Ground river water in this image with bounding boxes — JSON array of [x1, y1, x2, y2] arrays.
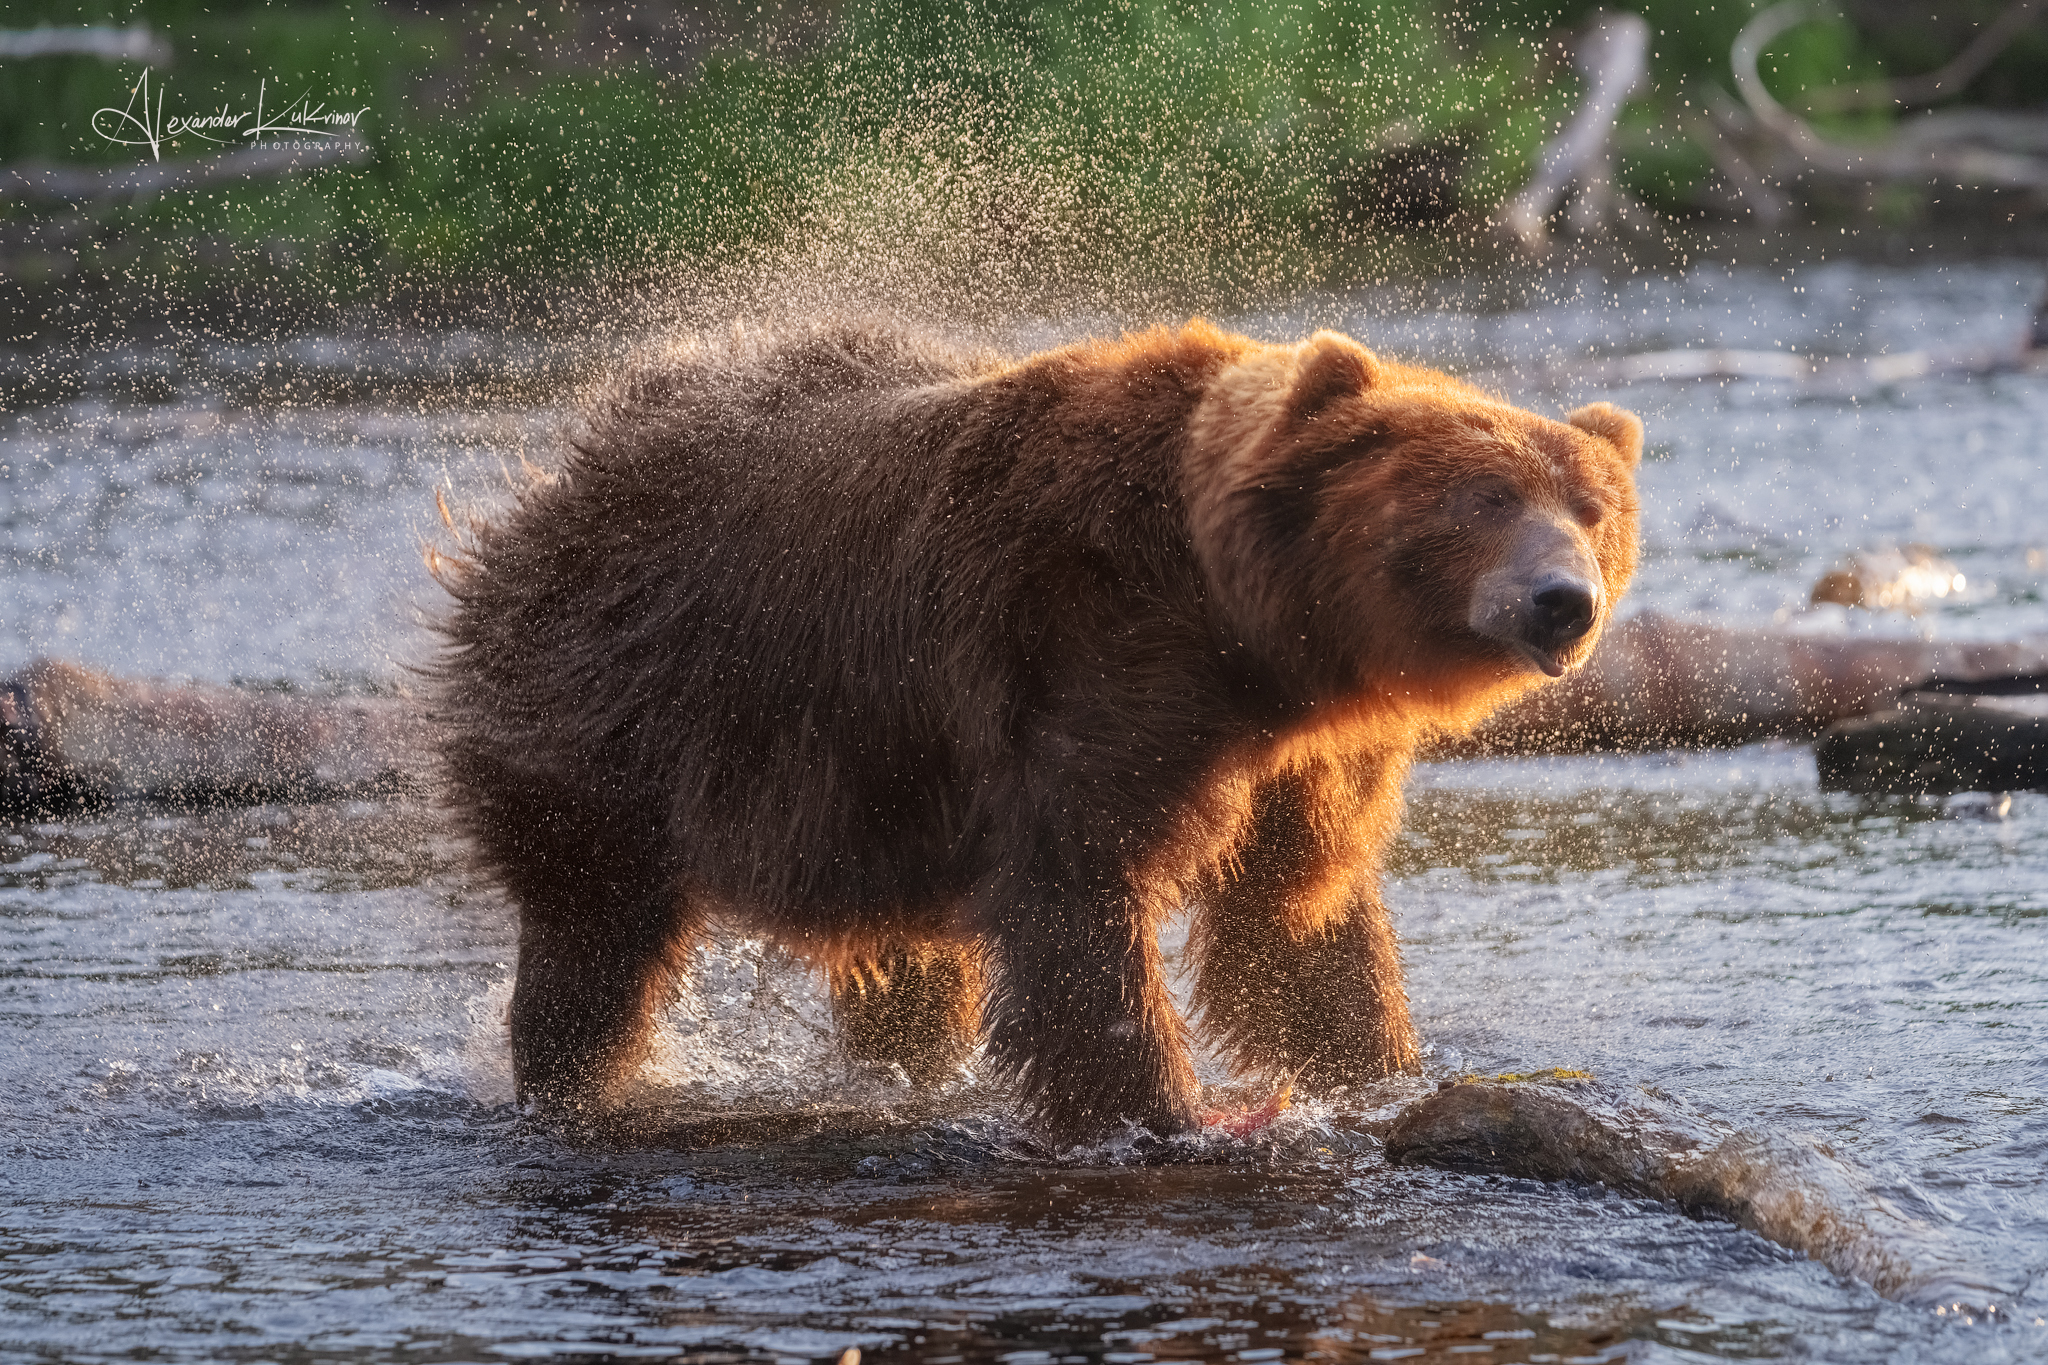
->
[[2, 261, 2044, 1363]]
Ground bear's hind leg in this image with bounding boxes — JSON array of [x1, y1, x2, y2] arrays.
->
[[830, 940, 983, 1085], [476, 790, 699, 1112], [509, 891, 699, 1112], [1191, 769, 1421, 1093], [1193, 893, 1420, 1091]]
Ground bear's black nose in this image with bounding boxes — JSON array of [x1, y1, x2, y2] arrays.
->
[[1528, 573, 1598, 650]]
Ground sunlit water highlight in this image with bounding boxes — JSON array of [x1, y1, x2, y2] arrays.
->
[[2, 263, 2045, 1362]]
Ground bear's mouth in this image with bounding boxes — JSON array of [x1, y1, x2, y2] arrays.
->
[[1512, 640, 1571, 678]]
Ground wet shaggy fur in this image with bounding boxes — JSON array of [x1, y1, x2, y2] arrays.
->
[[432, 319, 1642, 1145]]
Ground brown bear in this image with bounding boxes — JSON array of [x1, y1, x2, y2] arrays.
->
[[430, 319, 1641, 1146]]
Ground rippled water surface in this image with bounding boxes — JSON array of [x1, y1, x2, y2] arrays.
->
[[3, 264, 2045, 1363]]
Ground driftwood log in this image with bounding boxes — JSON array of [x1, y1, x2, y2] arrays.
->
[[1476, 324, 2047, 395], [5, 622, 2046, 813], [1455, 611, 2048, 754], [1732, 1, 2048, 192], [1801, 0, 2042, 114], [1817, 676, 2048, 795], [1694, 0, 2048, 219], [0, 659, 427, 813], [1500, 10, 1653, 251], [1472, 289, 2048, 395]]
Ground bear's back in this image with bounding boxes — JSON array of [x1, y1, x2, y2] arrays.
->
[[580, 322, 995, 475], [439, 324, 1021, 914]]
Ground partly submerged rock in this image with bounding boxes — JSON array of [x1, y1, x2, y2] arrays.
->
[[1384, 1077, 1693, 1192], [1384, 1078, 2005, 1306]]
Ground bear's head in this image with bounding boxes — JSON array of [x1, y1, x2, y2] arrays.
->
[[1186, 327, 1641, 727]]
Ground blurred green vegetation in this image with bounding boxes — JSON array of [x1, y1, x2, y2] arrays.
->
[[2, 0, 2043, 301]]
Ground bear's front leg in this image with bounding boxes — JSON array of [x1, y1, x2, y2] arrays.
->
[[974, 817, 1200, 1147], [1191, 764, 1422, 1093]]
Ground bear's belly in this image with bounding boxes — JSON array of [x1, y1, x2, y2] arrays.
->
[[673, 756, 975, 935]]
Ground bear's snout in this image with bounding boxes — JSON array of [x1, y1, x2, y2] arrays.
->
[[1466, 516, 1606, 678], [1528, 571, 1599, 655]]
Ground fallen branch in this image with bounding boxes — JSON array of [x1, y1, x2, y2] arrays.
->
[[0, 135, 369, 203], [1731, 0, 2048, 190], [1804, 0, 2041, 112], [1471, 319, 2046, 395], [0, 24, 171, 65], [1500, 9, 1652, 251]]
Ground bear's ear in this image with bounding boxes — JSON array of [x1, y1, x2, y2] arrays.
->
[[1567, 402, 1643, 468], [1288, 331, 1377, 426]]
